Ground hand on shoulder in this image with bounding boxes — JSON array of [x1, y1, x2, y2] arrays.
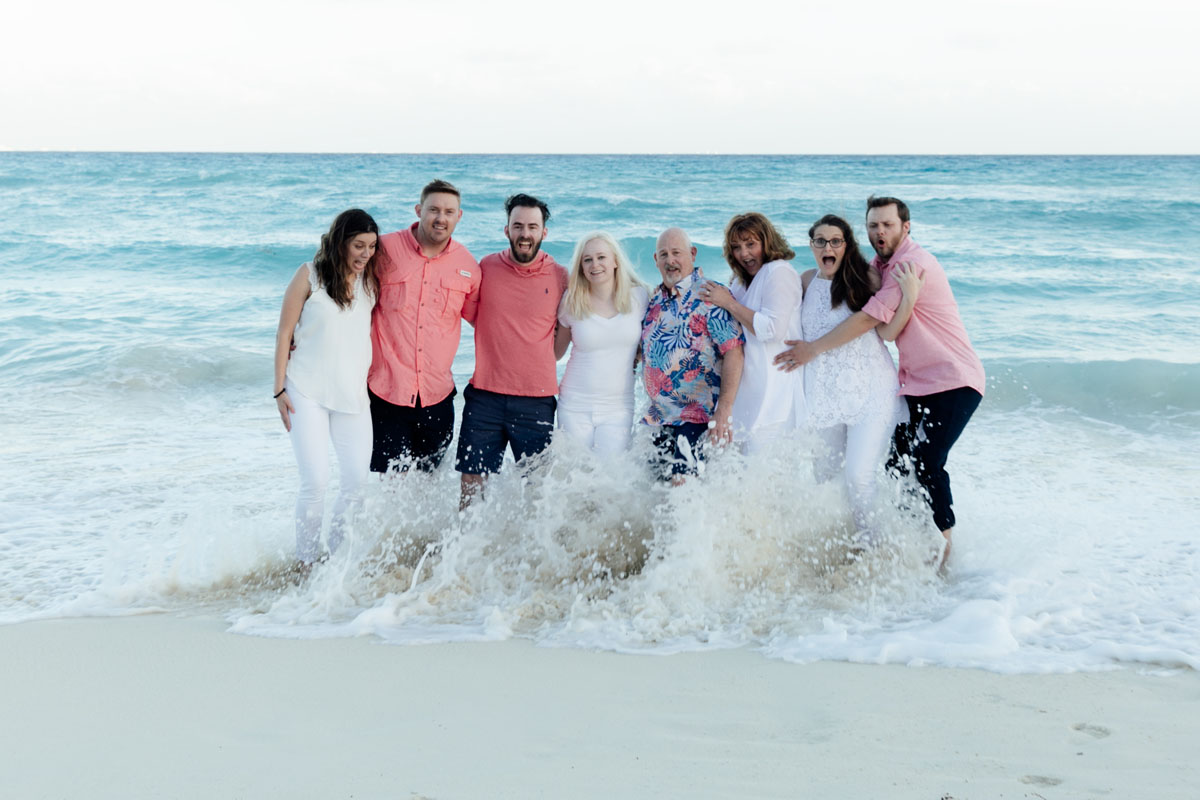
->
[[893, 261, 926, 302]]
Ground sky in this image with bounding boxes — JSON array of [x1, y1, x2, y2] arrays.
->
[[2, 0, 1196, 153]]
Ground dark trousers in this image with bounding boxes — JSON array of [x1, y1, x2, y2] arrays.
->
[[650, 422, 709, 480], [369, 388, 456, 474], [887, 386, 982, 532]]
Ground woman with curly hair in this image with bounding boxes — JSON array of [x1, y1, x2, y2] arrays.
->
[[798, 214, 920, 544], [699, 212, 804, 453], [553, 231, 649, 456], [273, 208, 380, 571]]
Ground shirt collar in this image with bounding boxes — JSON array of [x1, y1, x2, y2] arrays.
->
[[404, 222, 458, 259], [659, 268, 703, 299]]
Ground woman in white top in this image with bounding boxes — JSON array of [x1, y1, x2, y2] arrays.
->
[[799, 214, 921, 544], [273, 209, 379, 571], [700, 212, 805, 454], [553, 231, 650, 456]]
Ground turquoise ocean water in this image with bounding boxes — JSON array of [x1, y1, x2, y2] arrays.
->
[[1, 153, 1197, 672]]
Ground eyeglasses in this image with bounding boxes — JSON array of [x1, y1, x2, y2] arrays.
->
[[811, 237, 846, 249]]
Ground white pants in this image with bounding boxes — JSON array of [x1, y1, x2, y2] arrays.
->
[[813, 411, 895, 542], [287, 380, 372, 564], [557, 406, 633, 457]]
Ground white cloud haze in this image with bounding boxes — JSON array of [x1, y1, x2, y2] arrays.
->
[[2, 0, 1196, 153]]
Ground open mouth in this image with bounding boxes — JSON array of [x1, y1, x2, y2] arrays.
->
[[822, 256, 837, 267]]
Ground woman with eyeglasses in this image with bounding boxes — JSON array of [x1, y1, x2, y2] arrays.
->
[[698, 212, 804, 454], [798, 214, 921, 546]]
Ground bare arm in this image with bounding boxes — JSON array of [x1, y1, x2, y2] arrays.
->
[[773, 311, 877, 371], [710, 344, 744, 445], [876, 261, 924, 342], [554, 323, 571, 360], [273, 264, 311, 430]]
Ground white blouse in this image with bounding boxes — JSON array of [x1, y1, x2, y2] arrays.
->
[[557, 286, 650, 413], [729, 260, 806, 436], [286, 262, 375, 414]]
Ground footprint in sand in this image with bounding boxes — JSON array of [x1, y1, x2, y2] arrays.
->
[[1072, 722, 1112, 738], [1020, 775, 1063, 787]]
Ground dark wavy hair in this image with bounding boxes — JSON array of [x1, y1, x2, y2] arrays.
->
[[504, 192, 551, 224], [312, 209, 380, 310], [722, 212, 795, 287], [809, 214, 876, 312]]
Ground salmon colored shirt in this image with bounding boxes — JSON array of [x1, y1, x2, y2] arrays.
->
[[862, 236, 986, 398], [368, 223, 480, 406], [466, 249, 568, 397]]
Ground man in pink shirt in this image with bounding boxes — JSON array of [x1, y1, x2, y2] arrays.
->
[[776, 197, 984, 567], [456, 193, 567, 508], [368, 179, 480, 474]]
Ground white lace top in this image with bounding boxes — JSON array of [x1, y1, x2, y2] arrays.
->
[[801, 275, 907, 429]]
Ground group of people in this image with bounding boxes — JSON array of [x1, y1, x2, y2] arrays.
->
[[272, 180, 985, 575]]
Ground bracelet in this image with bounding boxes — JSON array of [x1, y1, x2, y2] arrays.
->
[[273, 388, 287, 399]]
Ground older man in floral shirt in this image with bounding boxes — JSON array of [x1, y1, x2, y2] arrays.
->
[[641, 227, 744, 481]]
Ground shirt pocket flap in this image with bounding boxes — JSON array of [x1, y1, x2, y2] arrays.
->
[[440, 273, 474, 294]]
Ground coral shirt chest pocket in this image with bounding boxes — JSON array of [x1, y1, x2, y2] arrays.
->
[[439, 273, 473, 314], [379, 278, 410, 312]]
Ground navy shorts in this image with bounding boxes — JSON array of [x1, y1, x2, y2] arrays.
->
[[650, 422, 709, 480], [455, 385, 556, 475]]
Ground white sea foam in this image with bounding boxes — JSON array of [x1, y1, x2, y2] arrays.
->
[[6, 386, 1194, 674]]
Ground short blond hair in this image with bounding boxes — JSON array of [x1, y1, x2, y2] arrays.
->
[[564, 231, 647, 319]]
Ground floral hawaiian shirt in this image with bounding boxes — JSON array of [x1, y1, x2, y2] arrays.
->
[[640, 270, 745, 426]]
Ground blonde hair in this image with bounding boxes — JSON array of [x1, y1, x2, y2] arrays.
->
[[565, 231, 647, 319]]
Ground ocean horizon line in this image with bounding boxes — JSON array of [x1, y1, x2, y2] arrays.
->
[[2, 149, 1197, 158]]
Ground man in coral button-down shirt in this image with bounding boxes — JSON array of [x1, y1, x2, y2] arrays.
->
[[368, 179, 480, 473]]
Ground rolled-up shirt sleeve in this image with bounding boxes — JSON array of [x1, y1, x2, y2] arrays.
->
[[750, 266, 802, 344], [862, 270, 902, 324]]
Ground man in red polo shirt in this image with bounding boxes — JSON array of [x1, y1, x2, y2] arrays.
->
[[456, 193, 567, 508], [368, 179, 480, 473]]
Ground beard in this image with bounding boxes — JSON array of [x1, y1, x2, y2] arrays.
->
[[871, 235, 899, 260], [508, 236, 543, 264]]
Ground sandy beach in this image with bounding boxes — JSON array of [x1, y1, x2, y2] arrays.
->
[[1, 615, 1196, 799]]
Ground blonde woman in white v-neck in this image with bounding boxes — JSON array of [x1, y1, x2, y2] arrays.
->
[[553, 232, 650, 456]]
